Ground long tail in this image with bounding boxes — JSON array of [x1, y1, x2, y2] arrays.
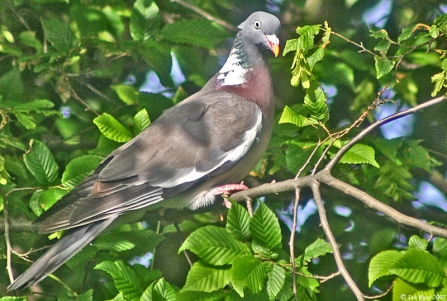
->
[[7, 216, 117, 291]]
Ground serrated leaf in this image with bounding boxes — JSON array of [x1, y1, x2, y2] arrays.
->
[[0, 297, 27, 301], [161, 19, 228, 49], [130, 0, 160, 41], [14, 112, 36, 129], [285, 141, 321, 174], [139, 40, 173, 88], [279, 106, 316, 127], [226, 201, 251, 241], [297, 238, 333, 266], [180, 226, 250, 265], [431, 72, 446, 97], [112, 84, 139, 105], [339, 143, 380, 168], [95, 260, 142, 300], [390, 249, 444, 287], [408, 235, 428, 250], [392, 278, 435, 301], [182, 261, 231, 293], [433, 237, 447, 268], [303, 83, 329, 122], [133, 109, 151, 133], [231, 255, 266, 297], [374, 40, 391, 54], [368, 250, 403, 287], [38, 187, 69, 211], [77, 289, 93, 301], [175, 290, 226, 301], [374, 56, 395, 79], [374, 137, 403, 162], [265, 263, 286, 299], [142, 278, 176, 301], [40, 18, 74, 52], [250, 202, 282, 257], [61, 155, 103, 189], [23, 140, 59, 186], [93, 113, 133, 143]]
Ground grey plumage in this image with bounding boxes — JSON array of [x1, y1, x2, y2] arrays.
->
[[8, 11, 281, 291]]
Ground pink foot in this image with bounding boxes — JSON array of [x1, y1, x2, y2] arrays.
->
[[210, 183, 249, 209], [210, 183, 248, 196]]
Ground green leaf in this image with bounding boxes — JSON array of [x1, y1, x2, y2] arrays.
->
[[368, 250, 403, 287], [265, 263, 286, 299], [182, 261, 231, 293], [250, 202, 282, 257], [226, 200, 251, 241], [231, 255, 267, 297], [112, 84, 140, 105], [392, 278, 435, 301], [161, 19, 229, 49], [374, 137, 403, 162], [431, 72, 446, 97], [303, 82, 329, 122], [279, 106, 316, 127], [130, 0, 160, 41], [38, 187, 69, 211], [77, 289, 93, 301], [142, 278, 177, 301], [138, 40, 173, 88], [40, 18, 74, 52], [390, 249, 444, 287], [18, 31, 42, 51], [175, 290, 226, 301], [14, 112, 36, 129], [339, 143, 380, 168], [285, 141, 321, 174], [23, 140, 59, 186], [374, 56, 395, 79], [374, 40, 391, 54], [61, 155, 103, 189], [93, 113, 133, 143], [179, 226, 250, 265], [0, 297, 27, 301], [297, 238, 333, 266], [408, 235, 428, 250], [95, 260, 142, 300], [433, 237, 447, 268], [133, 109, 151, 133]]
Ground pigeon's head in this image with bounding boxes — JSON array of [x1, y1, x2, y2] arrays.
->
[[238, 11, 281, 57]]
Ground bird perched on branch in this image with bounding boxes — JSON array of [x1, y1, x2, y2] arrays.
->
[[8, 11, 281, 290]]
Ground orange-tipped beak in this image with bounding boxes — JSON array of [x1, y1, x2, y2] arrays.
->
[[271, 44, 280, 57], [266, 34, 280, 57]]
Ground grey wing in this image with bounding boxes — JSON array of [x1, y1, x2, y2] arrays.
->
[[37, 90, 262, 233]]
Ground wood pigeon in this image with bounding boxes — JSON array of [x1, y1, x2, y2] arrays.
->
[[8, 11, 281, 291]]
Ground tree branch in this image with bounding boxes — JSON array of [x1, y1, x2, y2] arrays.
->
[[311, 181, 365, 301], [325, 96, 447, 171]]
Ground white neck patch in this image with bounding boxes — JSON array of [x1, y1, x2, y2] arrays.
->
[[217, 48, 251, 86]]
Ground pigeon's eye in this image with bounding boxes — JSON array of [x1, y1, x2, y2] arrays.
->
[[254, 20, 261, 29]]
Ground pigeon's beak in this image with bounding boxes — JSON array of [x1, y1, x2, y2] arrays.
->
[[265, 34, 280, 57]]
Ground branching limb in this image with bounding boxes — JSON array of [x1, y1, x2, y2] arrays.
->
[[325, 96, 447, 171], [311, 181, 365, 301]]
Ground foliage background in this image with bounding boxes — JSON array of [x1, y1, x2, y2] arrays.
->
[[1, 0, 447, 300]]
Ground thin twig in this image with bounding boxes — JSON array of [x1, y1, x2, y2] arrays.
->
[[289, 188, 301, 301], [4, 196, 14, 283], [325, 96, 447, 171], [310, 181, 365, 301], [170, 0, 236, 31], [174, 222, 193, 267]]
